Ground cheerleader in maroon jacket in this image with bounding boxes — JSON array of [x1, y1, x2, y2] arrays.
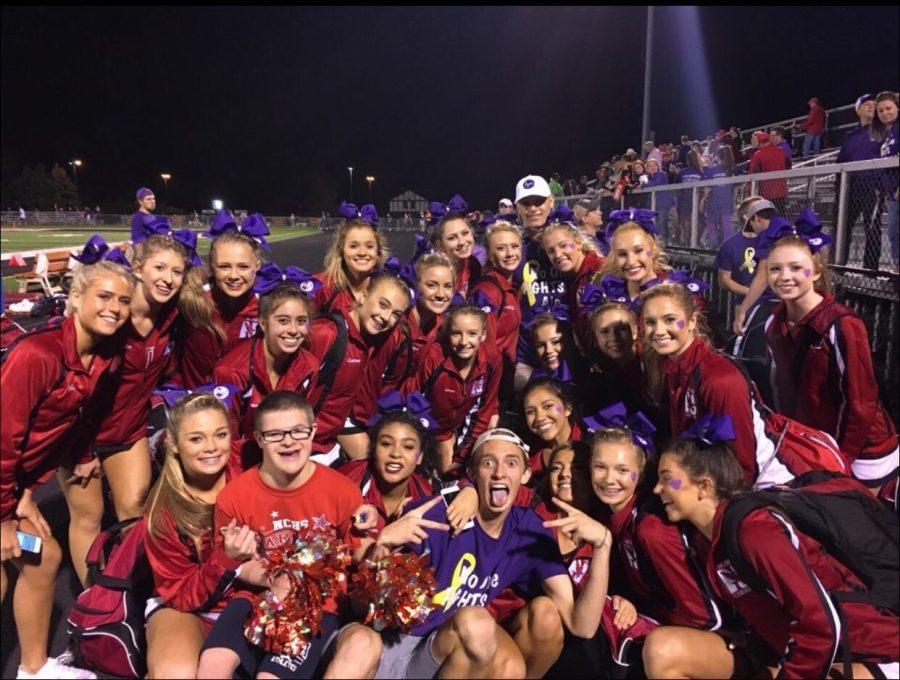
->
[[213, 264, 321, 439], [429, 195, 482, 298], [521, 377, 584, 482], [540, 207, 604, 346], [143, 393, 259, 679], [649, 416, 899, 679], [525, 307, 594, 405], [760, 211, 899, 489], [306, 273, 412, 466], [640, 282, 849, 488], [587, 404, 725, 634], [403, 304, 501, 474], [406, 250, 456, 357], [314, 202, 388, 314], [61, 227, 207, 589], [469, 220, 523, 399], [178, 211, 268, 387], [1, 258, 133, 679]]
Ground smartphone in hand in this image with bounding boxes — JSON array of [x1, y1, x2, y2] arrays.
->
[[16, 531, 43, 555]]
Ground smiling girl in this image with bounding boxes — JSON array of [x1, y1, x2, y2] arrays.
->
[[763, 233, 898, 488], [404, 305, 501, 474], [432, 212, 482, 298], [2, 259, 133, 679], [521, 378, 583, 481], [315, 204, 388, 314]]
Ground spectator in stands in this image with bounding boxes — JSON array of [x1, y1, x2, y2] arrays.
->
[[498, 198, 516, 216], [646, 158, 674, 240], [630, 160, 651, 209], [643, 140, 663, 167], [798, 97, 827, 157], [872, 90, 899, 268], [769, 126, 793, 160], [563, 178, 579, 196], [677, 135, 691, 164], [577, 175, 590, 194], [573, 197, 605, 252], [700, 146, 737, 246], [725, 126, 743, 161], [749, 131, 791, 215], [835, 93, 882, 267], [549, 172, 565, 198], [130, 187, 156, 242], [674, 150, 705, 244]]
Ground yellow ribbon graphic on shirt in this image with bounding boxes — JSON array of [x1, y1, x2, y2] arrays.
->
[[739, 247, 756, 274], [523, 261, 538, 306], [432, 553, 477, 611]]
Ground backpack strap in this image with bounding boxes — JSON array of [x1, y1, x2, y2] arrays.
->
[[790, 309, 855, 388], [719, 494, 777, 595], [312, 313, 349, 413], [86, 517, 143, 590], [421, 362, 445, 398]]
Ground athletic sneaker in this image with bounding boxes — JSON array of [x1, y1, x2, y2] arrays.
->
[[17, 655, 96, 679]]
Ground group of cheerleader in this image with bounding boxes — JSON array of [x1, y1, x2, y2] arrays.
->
[[1, 175, 897, 679]]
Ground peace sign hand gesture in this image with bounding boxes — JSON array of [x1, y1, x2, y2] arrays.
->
[[543, 497, 612, 551], [375, 496, 450, 550]]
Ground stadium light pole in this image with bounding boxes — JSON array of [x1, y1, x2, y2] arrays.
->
[[641, 6, 654, 145], [69, 159, 83, 188], [348, 166, 354, 202], [365, 175, 375, 202], [160, 173, 171, 206]]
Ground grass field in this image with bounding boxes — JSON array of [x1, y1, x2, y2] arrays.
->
[[1, 224, 318, 254]]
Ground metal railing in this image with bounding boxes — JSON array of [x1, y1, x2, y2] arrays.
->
[[737, 103, 858, 146]]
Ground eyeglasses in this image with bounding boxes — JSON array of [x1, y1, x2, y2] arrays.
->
[[518, 196, 548, 208], [259, 425, 315, 443]]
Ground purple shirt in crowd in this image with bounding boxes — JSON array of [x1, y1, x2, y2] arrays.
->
[[776, 140, 793, 159], [703, 164, 735, 214], [130, 211, 153, 241], [676, 167, 705, 213], [406, 499, 567, 636], [713, 231, 775, 301]]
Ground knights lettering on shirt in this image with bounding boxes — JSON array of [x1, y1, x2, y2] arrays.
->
[[0, 317, 122, 520], [91, 303, 180, 451], [178, 288, 259, 388], [661, 339, 849, 488], [213, 336, 320, 439], [515, 234, 568, 364], [703, 495, 899, 678], [607, 494, 722, 629], [403, 340, 501, 465], [765, 296, 898, 485]]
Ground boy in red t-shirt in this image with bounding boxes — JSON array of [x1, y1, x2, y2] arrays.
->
[[196, 391, 373, 679]]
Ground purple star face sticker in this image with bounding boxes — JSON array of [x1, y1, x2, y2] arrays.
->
[[312, 514, 330, 530]]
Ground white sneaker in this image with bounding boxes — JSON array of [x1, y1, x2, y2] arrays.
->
[[17, 655, 96, 679]]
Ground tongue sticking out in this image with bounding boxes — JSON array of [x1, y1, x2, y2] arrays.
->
[[490, 488, 509, 507]]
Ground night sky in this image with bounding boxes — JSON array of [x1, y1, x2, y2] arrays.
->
[[2, 6, 897, 213]]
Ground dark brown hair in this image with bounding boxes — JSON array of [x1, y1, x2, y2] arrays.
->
[[663, 438, 747, 500]]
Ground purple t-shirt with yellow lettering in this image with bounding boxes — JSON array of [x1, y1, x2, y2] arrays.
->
[[407, 499, 567, 636]]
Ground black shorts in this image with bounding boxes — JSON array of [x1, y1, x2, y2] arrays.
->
[[201, 598, 340, 679]]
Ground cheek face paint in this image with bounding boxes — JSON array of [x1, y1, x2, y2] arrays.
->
[[668, 478, 682, 490], [555, 405, 564, 414], [803, 268, 812, 278], [676, 320, 686, 330], [630, 472, 638, 482]]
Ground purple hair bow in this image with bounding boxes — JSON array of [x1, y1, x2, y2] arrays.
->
[[479, 213, 498, 230], [680, 413, 736, 446], [73, 235, 131, 268], [584, 402, 657, 453], [154, 382, 241, 409], [368, 390, 438, 430], [203, 210, 271, 250], [598, 275, 630, 304], [470, 289, 499, 314], [447, 194, 468, 215], [605, 208, 659, 241], [141, 217, 201, 266], [339, 201, 379, 228], [532, 360, 574, 384], [525, 300, 571, 327], [755, 208, 834, 260], [253, 262, 322, 296], [547, 205, 576, 225], [667, 270, 710, 296], [579, 283, 606, 311], [384, 256, 418, 289]]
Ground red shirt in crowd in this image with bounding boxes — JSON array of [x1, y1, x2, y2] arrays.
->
[[178, 288, 259, 388], [213, 336, 320, 439], [454, 255, 482, 300], [312, 277, 357, 316], [213, 464, 363, 610], [749, 144, 791, 200], [351, 321, 415, 427], [567, 250, 605, 346], [0, 317, 122, 520], [704, 492, 899, 678], [803, 105, 826, 135], [469, 268, 522, 388], [608, 494, 722, 629], [92, 304, 180, 450], [765, 296, 898, 482], [403, 340, 501, 465], [406, 307, 443, 360]]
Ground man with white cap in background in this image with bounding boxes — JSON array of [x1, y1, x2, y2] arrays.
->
[[497, 197, 516, 217]]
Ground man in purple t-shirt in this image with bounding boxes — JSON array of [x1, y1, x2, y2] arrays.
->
[[369, 428, 613, 679], [130, 187, 156, 242]]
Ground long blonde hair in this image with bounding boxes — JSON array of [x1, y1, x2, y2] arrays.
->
[[597, 222, 671, 280], [145, 393, 230, 553], [322, 219, 389, 290], [541, 222, 597, 255]]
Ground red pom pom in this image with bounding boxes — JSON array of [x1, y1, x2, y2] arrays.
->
[[349, 552, 438, 632]]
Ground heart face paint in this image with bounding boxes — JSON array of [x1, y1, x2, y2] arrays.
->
[[803, 268, 812, 278], [630, 471, 638, 482], [668, 478, 682, 490], [676, 320, 686, 330]]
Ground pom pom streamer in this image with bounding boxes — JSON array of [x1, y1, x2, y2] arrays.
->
[[349, 552, 438, 632]]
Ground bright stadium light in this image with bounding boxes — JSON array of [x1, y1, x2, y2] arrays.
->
[[69, 159, 83, 187], [212, 199, 224, 211], [348, 166, 354, 202], [365, 175, 375, 201]]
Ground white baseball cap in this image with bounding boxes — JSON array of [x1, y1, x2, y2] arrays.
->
[[472, 427, 530, 462], [515, 175, 552, 204], [498, 198, 513, 208]]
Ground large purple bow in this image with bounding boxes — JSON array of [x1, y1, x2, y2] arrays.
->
[[409, 233, 430, 266], [339, 201, 379, 228], [667, 270, 710, 296], [755, 208, 834, 260], [368, 390, 438, 430], [203, 210, 271, 250], [141, 217, 201, 266], [479, 213, 498, 230], [72, 235, 131, 268], [154, 382, 241, 409], [605, 208, 659, 242], [447, 194, 468, 215], [532, 360, 573, 384], [598, 275, 630, 304], [524, 300, 571, 327], [579, 283, 606, 311], [253, 262, 322, 296], [470, 289, 499, 314], [583, 402, 657, 453], [547, 205, 575, 225], [680, 413, 736, 446], [427, 202, 448, 226], [384, 256, 417, 289]]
